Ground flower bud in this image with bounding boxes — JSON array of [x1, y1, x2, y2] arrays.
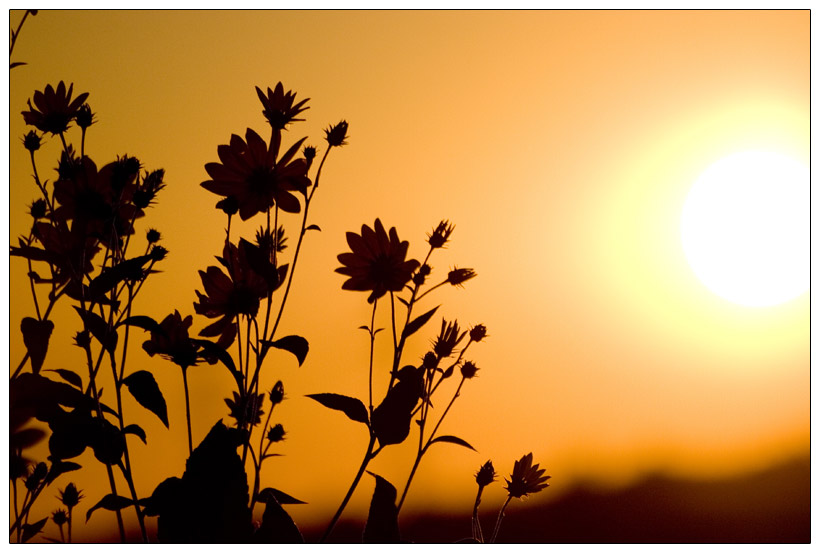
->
[[447, 267, 476, 287], [324, 120, 349, 147], [149, 245, 168, 262], [29, 199, 47, 219], [422, 352, 438, 369], [22, 130, 41, 152], [475, 460, 497, 487], [303, 145, 316, 170], [216, 195, 239, 216], [59, 483, 83, 508], [469, 324, 487, 343], [52, 509, 68, 526], [75, 103, 95, 129], [460, 360, 479, 379], [267, 423, 286, 443], [74, 331, 91, 349], [269, 380, 285, 405], [427, 220, 454, 248], [146, 228, 161, 244], [25, 462, 47, 491]]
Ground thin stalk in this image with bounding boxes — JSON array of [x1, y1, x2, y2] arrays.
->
[[472, 486, 485, 543], [368, 299, 377, 415], [490, 496, 512, 544], [67, 507, 73, 544], [182, 366, 193, 455], [12, 480, 20, 542], [320, 434, 376, 543], [9, 10, 31, 57]]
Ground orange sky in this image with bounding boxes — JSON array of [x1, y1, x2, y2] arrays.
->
[[8, 10, 809, 541]]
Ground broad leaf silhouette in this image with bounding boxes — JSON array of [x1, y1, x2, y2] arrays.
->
[[429, 434, 476, 451], [402, 305, 439, 340], [74, 307, 118, 354], [265, 335, 309, 366], [44, 368, 82, 389], [253, 492, 304, 543], [371, 365, 424, 446], [21, 517, 48, 543], [86, 494, 136, 522], [20, 317, 54, 373], [122, 370, 169, 427], [306, 393, 369, 425], [363, 472, 400, 543], [143, 420, 253, 543]]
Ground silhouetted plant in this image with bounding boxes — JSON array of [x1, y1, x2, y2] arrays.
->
[[488, 452, 551, 543]]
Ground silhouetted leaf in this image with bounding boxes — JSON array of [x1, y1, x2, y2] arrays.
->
[[253, 491, 304, 543], [429, 434, 476, 451], [11, 372, 95, 425], [45, 369, 82, 389], [123, 371, 168, 428], [10, 242, 60, 265], [21, 517, 48, 543], [45, 460, 81, 484], [10, 61, 27, 69], [306, 393, 369, 425], [117, 315, 163, 335], [402, 305, 439, 340], [87, 254, 152, 299], [20, 317, 54, 373], [397, 296, 409, 307], [257, 487, 307, 505], [371, 366, 424, 446], [123, 424, 147, 444], [10, 428, 46, 449], [73, 307, 117, 354], [363, 472, 400, 543], [265, 335, 308, 366], [306, 224, 321, 232], [192, 339, 242, 389], [86, 494, 135, 522], [88, 417, 125, 465]]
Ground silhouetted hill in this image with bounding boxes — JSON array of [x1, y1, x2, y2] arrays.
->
[[311, 455, 810, 543]]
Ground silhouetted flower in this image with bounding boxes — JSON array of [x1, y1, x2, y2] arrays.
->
[[194, 240, 268, 347], [142, 311, 199, 369], [146, 228, 161, 243], [149, 245, 168, 262], [256, 82, 309, 130], [475, 460, 497, 487], [448, 267, 476, 287], [267, 423, 286, 443], [269, 380, 285, 405], [336, 219, 420, 303], [216, 195, 239, 216], [52, 509, 68, 527], [75, 103, 95, 129], [303, 145, 316, 170], [469, 324, 488, 343], [422, 352, 438, 369], [325, 120, 349, 147], [22, 81, 89, 135], [22, 130, 41, 152], [256, 225, 287, 254], [73, 330, 91, 349], [29, 199, 47, 219], [428, 220, 454, 248], [460, 361, 479, 379], [59, 483, 83, 508], [225, 391, 264, 427], [201, 128, 309, 220], [133, 169, 165, 209], [433, 319, 466, 358], [504, 453, 550, 499]]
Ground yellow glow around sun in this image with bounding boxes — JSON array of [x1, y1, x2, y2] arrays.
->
[[680, 150, 809, 307]]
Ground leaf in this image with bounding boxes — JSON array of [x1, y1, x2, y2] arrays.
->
[[371, 365, 424, 446], [257, 487, 306, 505], [87, 254, 152, 299], [265, 335, 308, 366], [363, 472, 400, 543], [20, 317, 54, 373], [73, 307, 117, 354], [122, 371, 168, 427], [117, 315, 163, 334], [10, 61, 27, 69], [192, 339, 242, 389], [123, 423, 147, 444], [253, 491, 304, 543], [45, 369, 82, 389], [397, 296, 409, 307], [45, 460, 82, 484], [86, 494, 135, 522], [21, 517, 48, 543], [429, 435, 476, 451], [402, 305, 439, 340], [306, 393, 369, 425], [305, 224, 321, 232]]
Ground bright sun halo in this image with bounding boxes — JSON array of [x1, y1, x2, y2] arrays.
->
[[680, 150, 809, 307]]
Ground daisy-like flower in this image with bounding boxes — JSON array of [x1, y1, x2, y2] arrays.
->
[[201, 128, 310, 220], [22, 81, 89, 135], [142, 311, 199, 369], [256, 82, 309, 130], [225, 391, 265, 427], [504, 453, 550, 499], [335, 218, 420, 303], [194, 240, 268, 348]]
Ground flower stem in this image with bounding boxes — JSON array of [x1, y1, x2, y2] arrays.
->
[[472, 485, 485, 542], [368, 299, 378, 415], [490, 495, 512, 544], [320, 434, 376, 543], [182, 366, 193, 456]]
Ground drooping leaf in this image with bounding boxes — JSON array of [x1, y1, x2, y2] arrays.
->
[[257, 487, 307, 505], [305, 224, 321, 232], [86, 494, 135, 522], [73, 307, 117, 354], [253, 491, 304, 543], [306, 393, 369, 425], [45, 460, 82, 484], [363, 472, 400, 543], [123, 423, 147, 444], [45, 369, 82, 389], [402, 305, 439, 340], [396, 296, 409, 307], [371, 365, 424, 446], [122, 371, 168, 427], [117, 315, 164, 335], [21, 517, 48, 543], [10, 61, 27, 69], [10, 243, 60, 265], [20, 317, 54, 373], [429, 435, 476, 451], [265, 335, 309, 366]]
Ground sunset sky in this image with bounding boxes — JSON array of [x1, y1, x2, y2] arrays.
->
[[8, 10, 809, 541]]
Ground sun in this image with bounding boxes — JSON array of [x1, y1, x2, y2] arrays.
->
[[680, 150, 809, 307]]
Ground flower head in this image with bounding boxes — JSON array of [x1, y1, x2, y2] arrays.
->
[[146, 228, 161, 244], [52, 509, 68, 526], [269, 380, 285, 405], [256, 82, 309, 130], [59, 483, 83, 508], [22, 130, 41, 152], [29, 199, 47, 220], [460, 360, 479, 379], [428, 220, 455, 248], [22, 81, 89, 135], [325, 120, 349, 147], [475, 460, 497, 487], [433, 319, 466, 358], [75, 103, 95, 130], [225, 391, 265, 427], [201, 128, 309, 220], [303, 145, 317, 170], [267, 423, 286, 443], [336, 218, 420, 303], [142, 311, 199, 369], [448, 267, 477, 287], [469, 324, 488, 343], [504, 453, 550, 499]]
